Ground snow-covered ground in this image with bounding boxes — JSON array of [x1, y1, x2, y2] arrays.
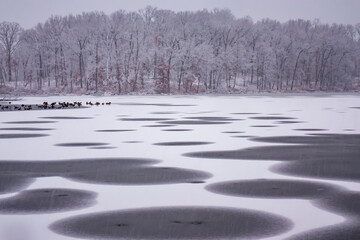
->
[[0, 94, 359, 240]]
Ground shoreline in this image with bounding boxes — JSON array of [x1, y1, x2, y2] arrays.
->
[[2, 90, 360, 100]]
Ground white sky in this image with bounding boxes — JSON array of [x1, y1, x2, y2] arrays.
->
[[1, 0, 359, 29]]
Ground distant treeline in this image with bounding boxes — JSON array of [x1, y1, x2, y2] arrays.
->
[[0, 7, 359, 95]]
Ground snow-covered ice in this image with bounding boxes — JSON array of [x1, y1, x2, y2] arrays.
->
[[0, 94, 359, 240]]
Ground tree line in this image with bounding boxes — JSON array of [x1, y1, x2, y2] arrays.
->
[[1, 7, 359, 95]]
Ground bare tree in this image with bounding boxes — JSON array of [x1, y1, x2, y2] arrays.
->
[[0, 22, 21, 82]]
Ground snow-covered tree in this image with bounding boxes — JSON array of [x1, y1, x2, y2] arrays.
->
[[1, 7, 359, 94]]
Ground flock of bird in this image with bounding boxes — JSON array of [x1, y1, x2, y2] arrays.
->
[[0, 101, 111, 111], [85, 101, 111, 106]]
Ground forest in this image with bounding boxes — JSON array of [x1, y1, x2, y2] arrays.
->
[[0, 7, 359, 95]]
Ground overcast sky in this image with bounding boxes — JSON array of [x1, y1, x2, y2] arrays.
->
[[1, 0, 359, 29]]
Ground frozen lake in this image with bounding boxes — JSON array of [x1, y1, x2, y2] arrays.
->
[[0, 94, 360, 240]]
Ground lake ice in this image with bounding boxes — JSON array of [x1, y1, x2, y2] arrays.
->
[[0, 94, 359, 240]]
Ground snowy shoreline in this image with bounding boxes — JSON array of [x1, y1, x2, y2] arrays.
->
[[2, 90, 360, 100]]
